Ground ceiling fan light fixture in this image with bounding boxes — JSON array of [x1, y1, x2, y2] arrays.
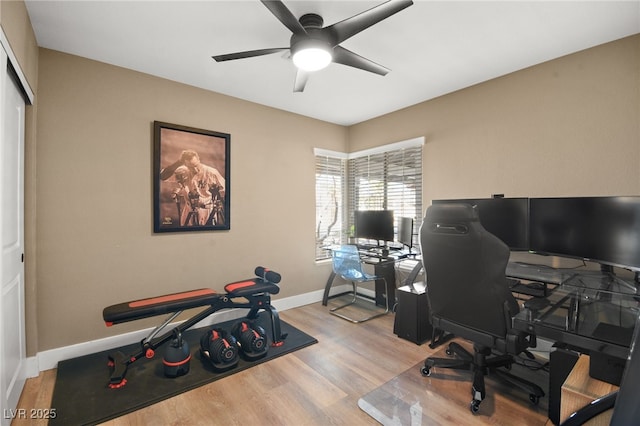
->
[[213, 0, 414, 91], [293, 48, 332, 71], [291, 39, 333, 72]]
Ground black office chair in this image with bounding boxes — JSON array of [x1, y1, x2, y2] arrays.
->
[[419, 203, 544, 414]]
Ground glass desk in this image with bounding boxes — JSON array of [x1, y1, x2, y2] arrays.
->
[[513, 272, 640, 360]]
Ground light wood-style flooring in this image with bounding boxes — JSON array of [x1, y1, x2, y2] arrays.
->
[[13, 300, 549, 425]]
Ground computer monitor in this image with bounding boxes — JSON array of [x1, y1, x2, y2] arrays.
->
[[433, 198, 529, 250], [354, 210, 394, 245], [529, 196, 640, 271], [398, 217, 414, 250]]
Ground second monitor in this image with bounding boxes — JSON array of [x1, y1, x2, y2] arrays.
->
[[397, 217, 414, 251]]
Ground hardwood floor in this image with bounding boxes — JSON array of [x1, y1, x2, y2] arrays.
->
[[13, 300, 548, 425]]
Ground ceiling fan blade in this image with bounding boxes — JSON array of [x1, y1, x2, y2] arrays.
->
[[293, 69, 309, 92], [212, 48, 288, 62], [323, 0, 413, 45], [332, 46, 389, 76], [261, 0, 307, 35]]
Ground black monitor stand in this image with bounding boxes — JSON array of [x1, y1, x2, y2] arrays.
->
[[367, 240, 389, 258]]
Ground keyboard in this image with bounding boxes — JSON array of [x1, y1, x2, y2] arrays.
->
[[506, 262, 570, 284]]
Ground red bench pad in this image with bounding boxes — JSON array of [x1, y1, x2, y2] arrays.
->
[[224, 278, 280, 298], [103, 288, 220, 326]]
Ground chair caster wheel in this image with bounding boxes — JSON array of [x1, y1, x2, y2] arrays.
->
[[529, 394, 540, 405], [470, 400, 481, 414], [420, 366, 431, 377]]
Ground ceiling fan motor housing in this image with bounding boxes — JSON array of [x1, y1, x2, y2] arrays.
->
[[299, 13, 324, 29], [290, 13, 334, 56]]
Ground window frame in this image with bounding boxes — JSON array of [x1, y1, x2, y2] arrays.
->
[[314, 138, 424, 260], [347, 138, 424, 250]]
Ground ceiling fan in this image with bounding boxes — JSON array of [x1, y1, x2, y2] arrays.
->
[[212, 0, 414, 92]]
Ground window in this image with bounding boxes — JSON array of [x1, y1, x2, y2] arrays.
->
[[315, 151, 346, 260], [314, 138, 423, 260], [348, 141, 423, 249]]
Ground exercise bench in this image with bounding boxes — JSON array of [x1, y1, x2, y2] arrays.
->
[[102, 266, 286, 388]]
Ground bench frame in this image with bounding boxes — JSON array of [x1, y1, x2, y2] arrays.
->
[[104, 277, 286, 388]]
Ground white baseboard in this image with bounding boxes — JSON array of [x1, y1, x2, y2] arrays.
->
[[29, 288, 338, 375]]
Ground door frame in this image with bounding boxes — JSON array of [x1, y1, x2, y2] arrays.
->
[[0, 26, 34, 423]]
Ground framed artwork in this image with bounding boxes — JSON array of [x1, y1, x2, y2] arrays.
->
[[153, 121, 230, 233]]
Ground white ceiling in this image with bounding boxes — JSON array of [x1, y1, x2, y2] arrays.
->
[[24, 1, 640, 126]]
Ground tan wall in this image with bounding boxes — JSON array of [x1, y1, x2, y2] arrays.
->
[[35, 49, 346, 350], [349, 34, 640, 206]]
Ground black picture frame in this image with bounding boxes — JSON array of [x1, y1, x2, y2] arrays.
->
[[153, 121, 230, 233]]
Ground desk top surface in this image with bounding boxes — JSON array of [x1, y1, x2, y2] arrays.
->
[[513, 272, 639, 359], [324, 245, 418, 262], [359, 249, 416, 263], [506, 262, 574, 284]]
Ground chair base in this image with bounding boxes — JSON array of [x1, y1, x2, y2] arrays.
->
[[429, 328, 455, 349], [328, 279, 389, 324], [329, 291, 389, 324], [421, 342, 545, 414]]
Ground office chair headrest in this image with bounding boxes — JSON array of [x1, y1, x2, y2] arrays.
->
[[425, 203, 479, 223]]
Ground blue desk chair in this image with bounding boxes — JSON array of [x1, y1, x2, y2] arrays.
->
[[329, 245, 388, 323]]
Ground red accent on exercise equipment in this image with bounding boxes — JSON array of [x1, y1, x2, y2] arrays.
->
[[129, 289, 216, 308], [224, 280, 256, 293], [162, 354, 192, 367], [108, 379, 127, 389]]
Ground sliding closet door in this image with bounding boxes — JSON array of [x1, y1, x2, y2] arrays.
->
[[0, 45, 27, 422]]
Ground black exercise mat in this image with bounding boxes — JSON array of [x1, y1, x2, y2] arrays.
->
[[49, 317, 317, 425]]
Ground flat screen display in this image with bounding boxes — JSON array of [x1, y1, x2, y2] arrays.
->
[[433, 198, 529, 250], [398, 217, 414, 249], [529, 197, 640, 270], [354, 210, 394, 243]]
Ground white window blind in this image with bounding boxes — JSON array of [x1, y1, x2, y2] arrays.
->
[[347, 145, 423, 249], [315, 154, 346, 260]]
